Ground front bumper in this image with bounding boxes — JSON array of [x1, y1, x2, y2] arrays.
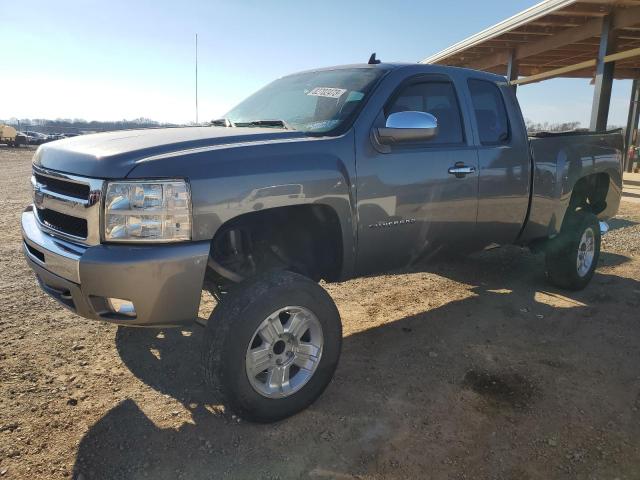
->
[[22, 207, 210, 326]]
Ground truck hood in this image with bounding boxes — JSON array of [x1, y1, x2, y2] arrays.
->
[[33, 126, 307, 178]]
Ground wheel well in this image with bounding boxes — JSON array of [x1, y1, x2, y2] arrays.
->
[[567, 173, 609, 216], [207, 205, 343, 287]]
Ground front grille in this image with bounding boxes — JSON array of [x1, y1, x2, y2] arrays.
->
[[37, 207, 88, 238], [34, 172, 89, 199], [32, 166, 104, 245]]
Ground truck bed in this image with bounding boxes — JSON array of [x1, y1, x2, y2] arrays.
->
[[519, 130, 624, 243]]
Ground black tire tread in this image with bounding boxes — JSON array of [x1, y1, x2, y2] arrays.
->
[[545, 211, 600, 291], [201, 270, 341, 422]]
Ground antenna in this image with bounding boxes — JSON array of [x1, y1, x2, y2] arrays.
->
[[368, 53, 381, 65], [195, 33, 199, 124]]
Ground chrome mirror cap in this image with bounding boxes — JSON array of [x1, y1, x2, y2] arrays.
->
[[385, 111, 438, 129], [377, 111, 439, 145]]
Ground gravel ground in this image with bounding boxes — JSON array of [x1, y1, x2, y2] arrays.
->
[[1, 145, 640, 479]]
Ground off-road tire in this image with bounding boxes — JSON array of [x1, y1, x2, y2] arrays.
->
[[201, 270, 342, 423], [545, 211, 600, 290]]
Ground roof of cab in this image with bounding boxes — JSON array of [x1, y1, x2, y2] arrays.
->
[[289, 62, 508, 83]]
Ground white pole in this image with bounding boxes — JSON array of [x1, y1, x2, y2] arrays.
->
[[195, 33, 199, 124]]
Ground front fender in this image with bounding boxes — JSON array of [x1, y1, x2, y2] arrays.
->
[[126, 132, 358, 279]]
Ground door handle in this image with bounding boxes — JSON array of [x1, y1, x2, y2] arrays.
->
[[448, 164, 476, 177]]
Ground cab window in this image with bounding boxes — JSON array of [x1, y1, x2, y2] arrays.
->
[[468, 79, 510, 145], [385, 81, 464, 145]]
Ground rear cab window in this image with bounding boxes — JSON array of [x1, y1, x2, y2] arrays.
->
[[467, 79, 510, 145]]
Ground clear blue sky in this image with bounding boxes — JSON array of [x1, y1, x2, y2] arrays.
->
[[0, 0, 633, 127]]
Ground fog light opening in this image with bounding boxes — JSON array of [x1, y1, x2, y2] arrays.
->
[[107, 298, 136, 318]]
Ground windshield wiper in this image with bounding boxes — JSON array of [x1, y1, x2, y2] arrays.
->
[[210, 118, 235, 127], [234, 120, 294, 130]]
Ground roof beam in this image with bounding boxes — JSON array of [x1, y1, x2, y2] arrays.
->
[[508, 25, 574, 35], [553, 4, 610, 16], [612, 6, 640, 31], [529, 15, 597, 27], [516, 66, 640, 78], [517, 16, 602, 60], [468, 43, 600, 53], [604, 46, 640, 62], [511, 59, 597, 85], [512, 45, 640, 86], [468, 51, 512, 70], [466, 16, 601, 69]]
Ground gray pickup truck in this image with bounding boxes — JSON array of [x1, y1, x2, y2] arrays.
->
[[22, 62, 623, 422]]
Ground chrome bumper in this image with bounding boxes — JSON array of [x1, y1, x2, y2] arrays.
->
[[22, 207, 211, 326], [22, 206, 85, 283]]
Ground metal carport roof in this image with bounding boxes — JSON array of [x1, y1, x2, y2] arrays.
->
[[421, 0, 640, 171], [421, 0, 640, 84]]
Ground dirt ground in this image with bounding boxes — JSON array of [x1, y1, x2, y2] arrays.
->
[[1, 145, 640, 480]]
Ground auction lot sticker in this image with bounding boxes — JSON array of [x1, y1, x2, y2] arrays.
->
[[307, 87, 347, 99]]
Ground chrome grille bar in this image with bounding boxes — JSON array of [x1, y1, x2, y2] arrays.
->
[[31, 165, 104, 246]]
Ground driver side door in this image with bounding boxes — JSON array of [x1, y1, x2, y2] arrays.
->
[[355, 75, 479, 275]]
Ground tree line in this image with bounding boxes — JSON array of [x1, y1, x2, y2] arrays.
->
[[0, 118, 180, 135]]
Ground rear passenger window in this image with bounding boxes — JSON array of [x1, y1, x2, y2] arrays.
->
[[385, 81, 464, 145], [468, 79, 510, 145]]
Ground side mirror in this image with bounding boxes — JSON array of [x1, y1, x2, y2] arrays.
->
[[376, 111, 439, 145]]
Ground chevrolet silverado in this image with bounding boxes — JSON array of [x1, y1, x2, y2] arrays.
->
[[22, 62, 623, 422]]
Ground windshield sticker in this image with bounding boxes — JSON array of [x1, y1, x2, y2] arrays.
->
[[307, 87, 347, 99], [305, 120, 340, 131]]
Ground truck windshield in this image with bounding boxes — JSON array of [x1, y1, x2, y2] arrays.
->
[[223, 68, 385, 134]]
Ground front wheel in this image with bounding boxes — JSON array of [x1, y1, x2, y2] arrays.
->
[[545, 211, 601, 290], [201, 270, 342, 423]]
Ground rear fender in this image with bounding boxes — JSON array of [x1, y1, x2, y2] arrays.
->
[[521, 133, 622, 244]]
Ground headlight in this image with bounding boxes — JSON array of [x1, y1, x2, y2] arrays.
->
[[104, 180, 192, 242]]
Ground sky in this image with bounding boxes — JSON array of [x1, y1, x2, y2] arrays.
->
[[0, 0, 634, 127]]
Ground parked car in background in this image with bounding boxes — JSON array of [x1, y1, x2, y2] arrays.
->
[[22, 133, 38, 145], [22, 62, 623, 423], [23, 131, 50, 145], [46, 133, 67, 141]]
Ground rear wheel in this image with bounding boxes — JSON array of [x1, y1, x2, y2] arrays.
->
[[545, 211, 600, 290], [201, 270, 342, 422]]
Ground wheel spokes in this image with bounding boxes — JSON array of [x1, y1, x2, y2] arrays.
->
[[296, 342, 320, 358], [245, 306, 324, 399], [258, 316, 284, 344], [286, 311, 310, 339], [267, 365, 290, 392], [294, 345, 320, 371], [247, 345, 272, 377]]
